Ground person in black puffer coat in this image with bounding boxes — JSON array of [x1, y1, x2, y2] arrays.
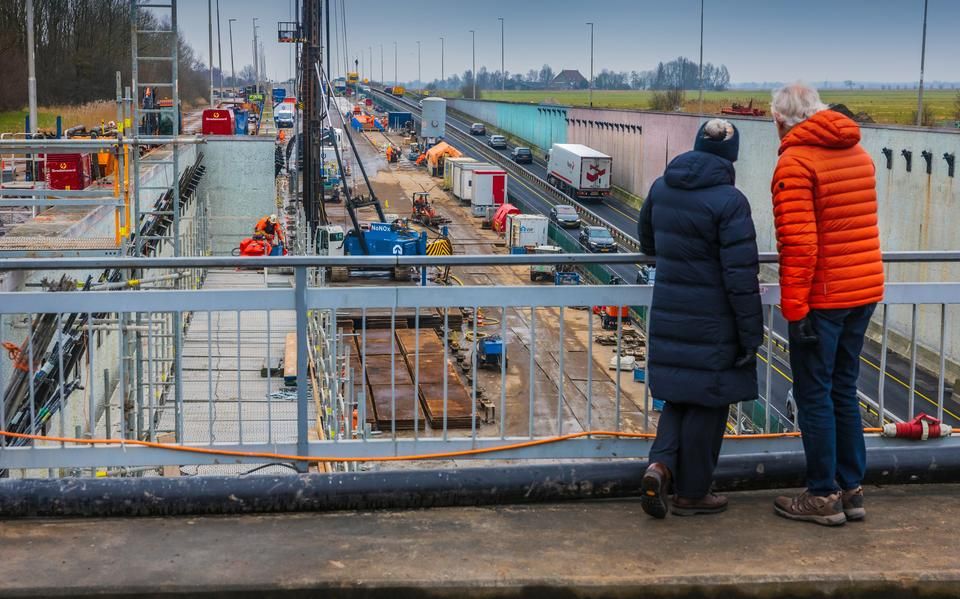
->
[[637, 119, 762, 519]]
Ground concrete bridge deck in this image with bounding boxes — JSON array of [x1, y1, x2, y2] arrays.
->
[[1, 483, 957, 598]]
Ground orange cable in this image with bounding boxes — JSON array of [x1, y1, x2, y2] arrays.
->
[[0, 427, 884, 464]]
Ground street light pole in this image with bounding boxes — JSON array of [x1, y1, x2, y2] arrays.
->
[[394, 41, 398, 88], [252, 17, 259, 91], [499, 17, 504, 92], [228, 19, 236, 90], [917, 0, 929, 126], [26, 0, 37, 134], [470, 29, 476, 99], [380, 44, 384, 85], [216, 0, 223, 100], [417, 40, 421, 92], [208, 0, 214, 105], [586, 22, 594, 108], [698, 0, 705, 115]]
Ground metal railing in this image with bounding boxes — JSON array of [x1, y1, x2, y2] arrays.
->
[[0, 252, 958, 476]]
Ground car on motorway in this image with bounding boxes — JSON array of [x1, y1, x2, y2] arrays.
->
[[488, 135, 507, 149], [470, 122, 486, 135], [549, 204, 581, 228], [511, 146, 533, 164], [579, 226, 618, 253]]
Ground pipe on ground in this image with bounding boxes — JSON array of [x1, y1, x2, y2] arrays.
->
[[1, 444, 959, 517]]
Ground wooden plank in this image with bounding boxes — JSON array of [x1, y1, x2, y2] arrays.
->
[[158, 433, 181, 477], [283, 332, 297, 386]]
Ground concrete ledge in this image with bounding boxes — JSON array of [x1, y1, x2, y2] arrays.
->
[[1, 484, 958, 598]]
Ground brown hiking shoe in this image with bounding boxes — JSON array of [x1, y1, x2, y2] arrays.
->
[[640, 462, 671, 519], [774, 491, 846, 526], [672, 493, 728, 516], [841, 487, 865, 521]]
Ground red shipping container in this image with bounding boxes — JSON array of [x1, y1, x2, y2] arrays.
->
[[45, 153, 92, 190], [201, 108, 235, 135]]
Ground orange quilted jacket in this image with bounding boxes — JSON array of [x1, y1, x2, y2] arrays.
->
[[771, 110, 884, 322]]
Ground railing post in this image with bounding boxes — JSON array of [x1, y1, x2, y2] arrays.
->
[[295, 265, 309, 471]]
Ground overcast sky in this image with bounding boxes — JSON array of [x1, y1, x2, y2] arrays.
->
[[175, 0, 959, 85]]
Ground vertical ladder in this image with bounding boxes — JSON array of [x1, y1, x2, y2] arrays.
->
[[129, 0, 185, 442], [130, 0, 181, 258]]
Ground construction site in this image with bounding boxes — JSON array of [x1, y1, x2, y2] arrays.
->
[[1, 1, 960, 597]]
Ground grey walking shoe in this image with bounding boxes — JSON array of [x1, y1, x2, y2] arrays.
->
[[773, 491, 846, 526], [841, 486, 865, 521]]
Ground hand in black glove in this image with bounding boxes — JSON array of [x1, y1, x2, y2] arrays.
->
[[734, 347, 758, 369], [789, 316, 818, 346]]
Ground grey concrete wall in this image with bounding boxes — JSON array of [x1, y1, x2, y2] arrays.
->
[[198, 137, 276, 255]]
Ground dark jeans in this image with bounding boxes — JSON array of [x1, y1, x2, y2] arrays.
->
[[789, 304, 876, 496], [648, 402, 729, 498]]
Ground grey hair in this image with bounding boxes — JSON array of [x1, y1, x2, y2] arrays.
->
[[702, 118, 734, 141], [771, 82, 828, 128]]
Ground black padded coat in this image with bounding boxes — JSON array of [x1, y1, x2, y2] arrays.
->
[[638, 150, 763, 407]]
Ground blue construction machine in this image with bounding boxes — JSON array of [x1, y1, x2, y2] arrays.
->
[[476, 335, 505, 370]]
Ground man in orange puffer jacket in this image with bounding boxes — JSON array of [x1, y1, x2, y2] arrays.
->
[[769, 83, 884, 527]]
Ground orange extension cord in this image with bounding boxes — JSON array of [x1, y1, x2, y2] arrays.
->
[[0, 428, 884, 464]]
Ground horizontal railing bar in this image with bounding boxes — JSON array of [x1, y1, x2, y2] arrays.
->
[[1, 283, 959, 315], [0, 435, 947, 469], [0, 198, 122, 207], [0, 136, 204, 151], [0, 288, 296, 313], [0, 189, 120, 198], [1, 251, 958, 271]]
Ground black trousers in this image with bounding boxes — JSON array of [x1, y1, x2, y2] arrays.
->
[[648, 402, 729, 498]]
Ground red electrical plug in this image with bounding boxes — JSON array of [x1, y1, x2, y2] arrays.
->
[[882, 413, 953, 440]]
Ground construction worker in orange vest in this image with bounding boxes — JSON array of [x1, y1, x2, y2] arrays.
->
[[254, 214, 286, 255]]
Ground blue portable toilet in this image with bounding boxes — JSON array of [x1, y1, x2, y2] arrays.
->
[[234, 110, 249, 135]]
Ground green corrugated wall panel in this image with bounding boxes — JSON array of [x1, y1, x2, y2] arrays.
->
[[450, 99, 567, 152]]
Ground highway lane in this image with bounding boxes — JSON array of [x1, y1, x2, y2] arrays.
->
[[443, 109, 642, 236], [372, 90, 953, 429]]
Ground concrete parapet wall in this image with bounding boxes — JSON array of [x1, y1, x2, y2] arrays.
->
[[198, 137, 275, 255]]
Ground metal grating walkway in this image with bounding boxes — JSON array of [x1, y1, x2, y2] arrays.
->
[[154, 267, 309, 475]]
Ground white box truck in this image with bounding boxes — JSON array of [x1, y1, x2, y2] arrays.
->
[[546, 143, 612, 201], [506, 214, 549, 251], [470, 168, 508, 217]]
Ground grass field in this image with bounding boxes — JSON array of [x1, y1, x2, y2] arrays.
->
[[445, 89, 960, 126], [0, 101, 120, 135]]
